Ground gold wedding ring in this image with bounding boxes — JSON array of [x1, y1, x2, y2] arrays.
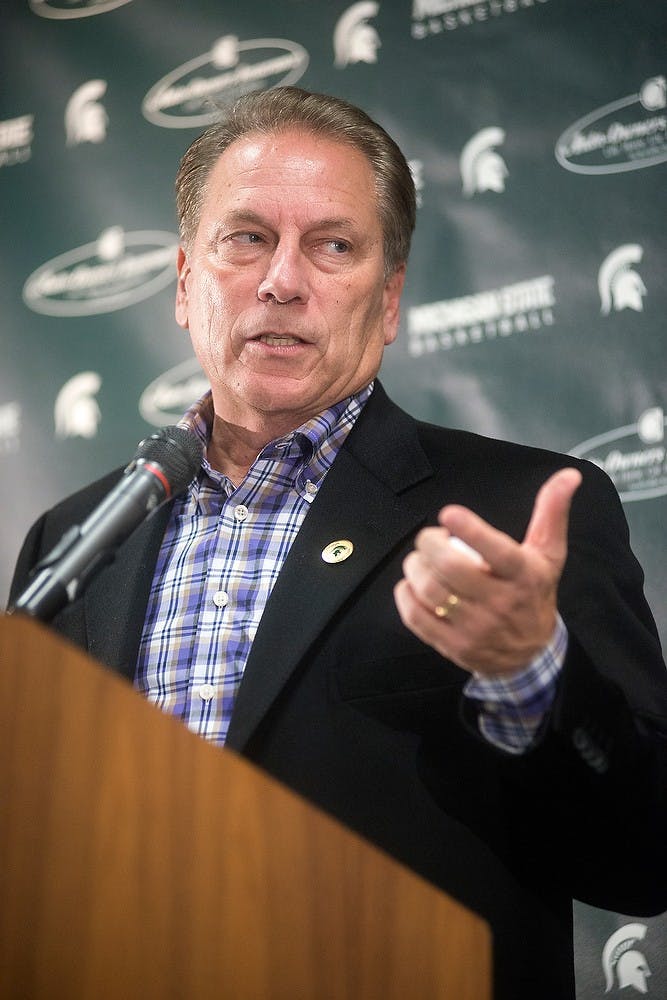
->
[[434, 594, 460, 619]]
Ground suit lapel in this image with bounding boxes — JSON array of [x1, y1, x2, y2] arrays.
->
[[226, 386, 434, 751], [83, 504, 172, 681]]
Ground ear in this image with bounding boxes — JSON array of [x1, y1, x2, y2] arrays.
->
[[174, 245, 191, 330], [382, 264, 406, 346]]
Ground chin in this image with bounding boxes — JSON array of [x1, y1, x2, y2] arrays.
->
[[244, 381, 314, 420]]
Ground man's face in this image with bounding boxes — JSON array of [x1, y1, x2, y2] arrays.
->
[[175, 129, 405, 432]]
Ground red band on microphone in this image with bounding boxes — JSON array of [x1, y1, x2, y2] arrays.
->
[[143, 462, 172, 498]]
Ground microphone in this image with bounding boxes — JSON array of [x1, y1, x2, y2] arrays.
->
[[10, 425, 203, 623]]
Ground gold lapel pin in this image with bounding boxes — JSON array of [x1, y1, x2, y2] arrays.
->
[[321, 539, 354, 564]]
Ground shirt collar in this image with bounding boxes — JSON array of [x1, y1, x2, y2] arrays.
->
[[177, 382, 374, 491], [178, 382, 375, 469]]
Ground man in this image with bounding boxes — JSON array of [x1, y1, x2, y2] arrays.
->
[[10, 87, 667, 999]]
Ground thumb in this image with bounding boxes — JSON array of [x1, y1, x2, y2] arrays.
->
[[523, 468, 582, 568]]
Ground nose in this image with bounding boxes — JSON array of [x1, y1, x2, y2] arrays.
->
[[257, 242, 309, 305]]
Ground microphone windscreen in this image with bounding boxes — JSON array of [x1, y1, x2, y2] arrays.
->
[[132, 425, 203, 495]]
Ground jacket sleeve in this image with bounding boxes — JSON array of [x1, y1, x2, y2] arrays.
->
[[486, 459, 667, 914]]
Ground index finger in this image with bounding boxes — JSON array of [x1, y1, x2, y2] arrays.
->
[[437, 505, 523, 580]]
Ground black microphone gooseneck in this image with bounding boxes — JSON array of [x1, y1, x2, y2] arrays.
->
[[10, 425, 203, 623]]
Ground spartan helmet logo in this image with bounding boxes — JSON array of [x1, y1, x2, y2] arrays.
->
[[460, 127, 508, 197], [602, 923, 652, 994], [598, 245, 646, 315], [333, 1, 381, 68], [65, 79, 108, 146], [54, 372, 102, 439]]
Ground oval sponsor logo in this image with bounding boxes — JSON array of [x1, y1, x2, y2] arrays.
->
[[570, 407, 667, 502], [142, 35, 309, 129], [139, 357, 210, 426], [556, 76, 667, 175], [23, 227, 178, 317], [29, 0, 133, 19]]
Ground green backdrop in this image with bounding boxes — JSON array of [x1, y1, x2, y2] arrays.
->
[[2, 2, 665, 994]]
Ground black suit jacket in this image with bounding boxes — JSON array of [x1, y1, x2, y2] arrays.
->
[[10, 383, 667, 1000]]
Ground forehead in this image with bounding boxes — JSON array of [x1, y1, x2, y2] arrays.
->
[[201, 128, 379, 217]]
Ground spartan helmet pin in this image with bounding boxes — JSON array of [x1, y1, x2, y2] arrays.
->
[[321, 540, 354, 564]]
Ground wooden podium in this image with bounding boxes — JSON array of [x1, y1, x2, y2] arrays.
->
[[0, 614, 491, 999]]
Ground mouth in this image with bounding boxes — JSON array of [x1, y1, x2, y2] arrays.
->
[[256, 334, 302, 347]]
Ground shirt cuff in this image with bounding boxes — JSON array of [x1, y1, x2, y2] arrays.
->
[[463, 614, 568, 753]]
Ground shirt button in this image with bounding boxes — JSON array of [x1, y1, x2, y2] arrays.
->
[[213, 590, 229, 608], [305, 480, 318, 495], [234, 504, 249, 522], [198, 683, 215, 703]]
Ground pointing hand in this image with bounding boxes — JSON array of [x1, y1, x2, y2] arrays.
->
[[393, 468, 582, 676]]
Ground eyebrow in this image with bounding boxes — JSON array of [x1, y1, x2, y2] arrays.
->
[[219, 209, 362, 236]]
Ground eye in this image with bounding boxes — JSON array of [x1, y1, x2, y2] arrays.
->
[[216, 231, 267, 258], [316, 238, 351, 257], [232, 232, 265, 245]]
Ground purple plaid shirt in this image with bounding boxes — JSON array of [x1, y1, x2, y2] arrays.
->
[[135, 384, 373, 745], [465, 615, 567, 752], [135, 384, 565, 750]]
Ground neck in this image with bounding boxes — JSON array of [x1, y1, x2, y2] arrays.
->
[[206, 412, 299, 485]]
